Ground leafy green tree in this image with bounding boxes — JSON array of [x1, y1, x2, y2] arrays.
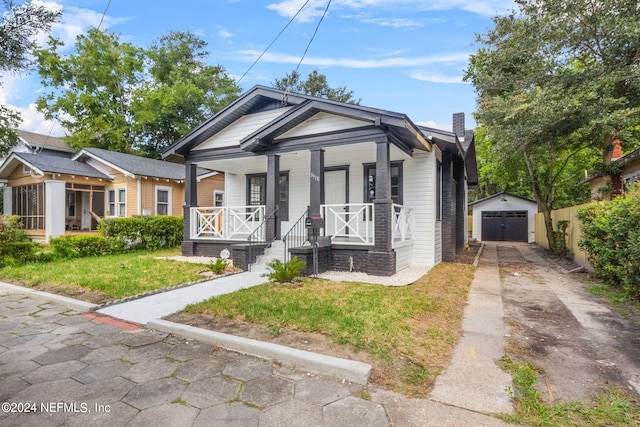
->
[[0, 0, 60, 154], [35, 29, 144, 153], [133, 31, 241, 158], [274, 69, 360, 104], [35, 29, 240, 157], [465, 0, 640, 254]]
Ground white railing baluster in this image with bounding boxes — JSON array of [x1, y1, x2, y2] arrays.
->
[[190, 206, 265, 241]]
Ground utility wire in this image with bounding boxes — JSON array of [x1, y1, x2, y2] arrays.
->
[[38, 0, 112, 154], [282, 0, 331, 103], [236, 0, 312, 86], [294, 0, 331, 77]]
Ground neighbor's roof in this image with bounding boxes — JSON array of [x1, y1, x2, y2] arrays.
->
[[74, 148, 187, 180], [16, 129, 73, 153], [0, 151, 110, 180], [74, 147, 214, 180]]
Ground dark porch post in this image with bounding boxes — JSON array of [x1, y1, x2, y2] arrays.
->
[[369, 139, 396, 276], [441, 153, 455, 262], [454, 159, 466, 253], [182, 161, 198, 256], [266, 154, 280, 241]]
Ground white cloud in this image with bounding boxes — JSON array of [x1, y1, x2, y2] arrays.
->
[[417, 120, 450, 131], [237, 50, 470, 68], [341, 14, 444, 28], [411, 71, 467, 84], [266, 0, 515, 21], [217, 27, 235, 39], [17, 104, 67, 136]]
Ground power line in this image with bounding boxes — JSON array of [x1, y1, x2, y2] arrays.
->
[[236, 0, 313, 86], [38, 0, 112, 154], [294, 0, 331, 77]]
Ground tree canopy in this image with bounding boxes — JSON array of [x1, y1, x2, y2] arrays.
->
[[0, 0, 60, 154], [35, 28, 241, 157], [465, 0, 640, 254], [273, 69, 360, 104]]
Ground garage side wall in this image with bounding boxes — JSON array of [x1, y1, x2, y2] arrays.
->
[[471, 196, 537, 243]]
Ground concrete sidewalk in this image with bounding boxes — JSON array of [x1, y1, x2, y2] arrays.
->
[[0, 245, 516, 426], [430, 243, 514, 414], [97, 270, 268, 325]]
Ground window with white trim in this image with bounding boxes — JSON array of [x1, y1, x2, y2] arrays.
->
[[107, 188, 126, 217], [156, 186, 172, 216]]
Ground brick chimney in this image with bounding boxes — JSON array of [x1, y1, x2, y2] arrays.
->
[[453, 113, 465, 140], [612, 139, 623, 161]]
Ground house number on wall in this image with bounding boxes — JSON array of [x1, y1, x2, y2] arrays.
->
[[310, 172, 320, 182]]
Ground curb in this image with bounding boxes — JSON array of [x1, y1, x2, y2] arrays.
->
[[473, 243, 485, 267], [0, 282, 98, 312], [148, 319, 372, 385]]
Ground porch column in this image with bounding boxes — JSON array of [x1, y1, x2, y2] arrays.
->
[[182, 162, 198, 256], [266, 154, 280, 241], [369, 140, 396, 276], [45, 180, 65, 241], [2, 186, 11, 215], [309, 149, 325, 218], [441, 153, 455, 262], [454, 159, 466, 252]]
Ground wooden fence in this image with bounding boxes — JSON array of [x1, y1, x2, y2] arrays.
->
[[534, 203, 592, 270]]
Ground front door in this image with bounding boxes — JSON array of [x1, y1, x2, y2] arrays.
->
[[325, 169, 347, 206], [324, 169, 348, 237], [81, 192, 91, 230]]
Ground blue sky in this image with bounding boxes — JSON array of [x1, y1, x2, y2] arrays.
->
[[2, 0, 515, 136]]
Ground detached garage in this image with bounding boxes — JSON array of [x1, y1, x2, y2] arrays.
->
[[469, 192, 538, 243]]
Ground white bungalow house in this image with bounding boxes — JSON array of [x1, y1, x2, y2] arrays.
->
[[163, 86, 477, 276]]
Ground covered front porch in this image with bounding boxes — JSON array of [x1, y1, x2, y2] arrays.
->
[[181, 140, 420, 276]]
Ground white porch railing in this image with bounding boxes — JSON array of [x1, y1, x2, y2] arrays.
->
[[321, 203, 375, 245], [392, 204, 413, 247], [190, 206, 265, 240]]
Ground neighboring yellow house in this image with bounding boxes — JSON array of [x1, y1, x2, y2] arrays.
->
[[0, 134, 223, 242]]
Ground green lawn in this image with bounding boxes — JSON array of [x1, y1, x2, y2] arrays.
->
[[0, 249, 209, 301], [183, 262, 476, 396]]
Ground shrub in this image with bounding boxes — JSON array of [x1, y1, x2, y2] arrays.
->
[[209, 258, 229, 275], [0, 215, 39, 267], [50, 235, 123, 259], [577, 185, 640, 299], [98, 216, 183, 251], [263, 256, 306, 283]]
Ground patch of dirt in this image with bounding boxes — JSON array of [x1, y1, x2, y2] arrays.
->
[[498, 243, 640, 403], [454, 241, 482, 264]]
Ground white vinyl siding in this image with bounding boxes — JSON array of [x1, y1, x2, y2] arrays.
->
[[403, 150, 438, 267], [277, 112, 370, 140], [193, 108, 292, 151]]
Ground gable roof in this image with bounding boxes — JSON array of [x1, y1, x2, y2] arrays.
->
[[469, 192, 536, 207], [16, 129, 73, 154], [0, 151, 110, 180], [73, 148, 187, 180], [418, 125, 478, 186], [73, 147, 213, 180], [163, 85, 432, 159], [583, 147, 640, 183]]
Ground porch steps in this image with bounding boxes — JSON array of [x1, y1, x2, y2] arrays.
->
[[250, 240, 285, 272]]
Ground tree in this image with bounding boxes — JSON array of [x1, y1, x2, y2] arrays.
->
[[35, 29, 241, 157], [35, 29, 144, 153], [133, 31, 241, 158], [465, 0, 640, 254], [273, 70, 360, 104], [0, 0, 60, 155]]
